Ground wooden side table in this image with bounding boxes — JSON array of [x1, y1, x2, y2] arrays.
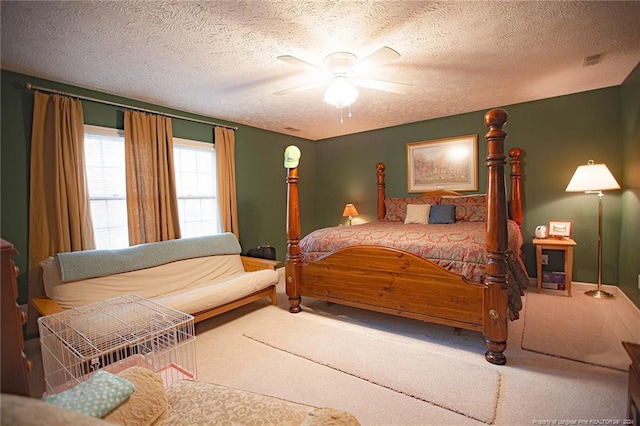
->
[[533, 238, 576, 297]]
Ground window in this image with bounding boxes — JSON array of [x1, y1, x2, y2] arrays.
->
[[84, 126, 128, 249], [84, 125, 221, 249], [173, 137, 222, 239]]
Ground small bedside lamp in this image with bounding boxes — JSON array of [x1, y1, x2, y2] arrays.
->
[[342, 204, 359, 226], [565, 160, 620, 299]]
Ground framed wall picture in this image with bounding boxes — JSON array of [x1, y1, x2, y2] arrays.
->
[[406, 135, 478, 193], [548, 220, 573, 238]]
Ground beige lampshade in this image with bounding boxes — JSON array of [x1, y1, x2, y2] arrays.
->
[[342, 203, 359, 217], [565, 160, 620, 192]]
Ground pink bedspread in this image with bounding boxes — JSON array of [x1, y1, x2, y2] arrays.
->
[[300, 220, 524, 284]]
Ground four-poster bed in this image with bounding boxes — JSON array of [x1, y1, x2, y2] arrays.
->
[[284, 109, 526, 365]]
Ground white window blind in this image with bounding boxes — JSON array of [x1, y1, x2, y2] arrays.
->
[[84, 126, 128, 249], [173, 137, 222, 239], [83, 126, 222, 249]]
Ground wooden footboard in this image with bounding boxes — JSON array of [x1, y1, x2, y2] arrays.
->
[[299, 246, 484, 330], [285, 109, 516, 365]]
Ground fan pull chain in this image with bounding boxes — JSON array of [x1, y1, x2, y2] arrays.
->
[[338, 105, 354, 124]]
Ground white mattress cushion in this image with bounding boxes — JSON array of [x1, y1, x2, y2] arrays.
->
[[41, 255, 249, 309], [152, 269, 278, 315]]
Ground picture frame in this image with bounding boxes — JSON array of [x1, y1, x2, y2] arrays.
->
[[406, 135, 479, 193], [548, 220, 573, 239]]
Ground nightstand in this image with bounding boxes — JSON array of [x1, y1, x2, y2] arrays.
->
[[533, 238, 576, 297]]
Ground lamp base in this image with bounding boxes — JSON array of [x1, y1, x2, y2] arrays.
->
[[584, 289, 615, 299]]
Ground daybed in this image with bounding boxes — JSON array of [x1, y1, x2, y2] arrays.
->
[[284, 108, 528, 365], [1, 367, 360, 425], [31, 233, 280, 323]]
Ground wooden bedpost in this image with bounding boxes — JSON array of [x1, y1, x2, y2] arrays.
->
[[483, 108, 509, 365], [376, 163, 386, 221], [285, 166, 302, 313], [509, 148, 523, 228]]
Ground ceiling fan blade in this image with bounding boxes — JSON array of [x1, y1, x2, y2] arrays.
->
[[352, 78, 412, 95], [352, 46, 401, 74], [273, 79, 328, 96], [277, 55, 325, 73]]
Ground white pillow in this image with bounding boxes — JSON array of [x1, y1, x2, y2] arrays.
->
[[404, 203, 431, 224], [40, 257, 62, 298]]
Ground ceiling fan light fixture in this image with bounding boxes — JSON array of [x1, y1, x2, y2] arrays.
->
[[323, 76, 359, 108]]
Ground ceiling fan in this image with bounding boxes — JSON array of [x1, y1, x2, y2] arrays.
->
[[274, 46, 411, 112]]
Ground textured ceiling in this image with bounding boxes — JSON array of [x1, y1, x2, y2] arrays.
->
[[2, 1, 640, 141]]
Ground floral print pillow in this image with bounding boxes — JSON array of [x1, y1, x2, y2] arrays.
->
[[383, 196, 440, 222], [440, 194, 486, 222]]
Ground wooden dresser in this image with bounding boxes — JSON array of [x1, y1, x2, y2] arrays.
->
[[623, 341, 640, 425], [1, 239, 31, 396]]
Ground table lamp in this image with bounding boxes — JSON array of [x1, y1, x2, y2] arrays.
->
[[342, 204, 359, 226], [565, 160, 620, 298]]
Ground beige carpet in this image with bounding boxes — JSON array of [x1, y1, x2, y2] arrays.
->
[[243, 315, 500, 424], [521, 289, 640, 371], [26, 280, 637, 425]]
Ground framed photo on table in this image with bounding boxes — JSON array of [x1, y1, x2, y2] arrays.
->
[[406, 135, 478, 193], [548, 220, 573, 239]]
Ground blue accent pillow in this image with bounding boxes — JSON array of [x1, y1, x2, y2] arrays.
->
[[429, 204, 456, 224]]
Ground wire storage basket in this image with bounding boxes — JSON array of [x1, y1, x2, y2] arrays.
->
[[38, 294, 197, 395]]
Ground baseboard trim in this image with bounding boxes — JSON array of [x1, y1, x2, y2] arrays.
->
[[527, 278, 625, 297]]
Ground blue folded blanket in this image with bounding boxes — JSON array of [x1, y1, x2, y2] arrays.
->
[[56, 233, 241, 282], [43, 370, 135, 418]]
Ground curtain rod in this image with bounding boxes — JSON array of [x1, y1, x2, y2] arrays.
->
[[25, 82, 238, 131]]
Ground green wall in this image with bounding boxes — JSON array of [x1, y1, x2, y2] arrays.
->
[[619, 63, 640, 307], [315, 87, 632, 296], [2, 68, 639, 308], [1, 70, 316, 304]]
